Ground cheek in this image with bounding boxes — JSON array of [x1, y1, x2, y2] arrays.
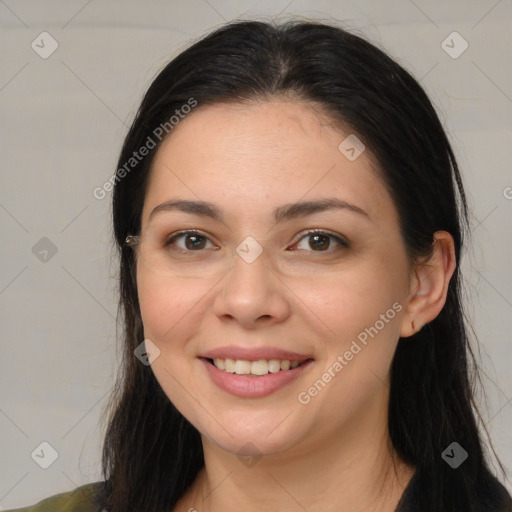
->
[[292, 260, 406, 343], [137, 270, 209, 341], [294, 269, 405, 419]]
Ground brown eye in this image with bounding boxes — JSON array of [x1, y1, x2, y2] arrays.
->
[[292, 230, 349, 252], [184, 234, 207, 250], [164, 231, 216, 251], [308, 233, 330, 251]]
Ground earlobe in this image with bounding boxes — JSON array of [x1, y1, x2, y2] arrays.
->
[[399, 231, 456, 338], [410, 319, 423, 332]]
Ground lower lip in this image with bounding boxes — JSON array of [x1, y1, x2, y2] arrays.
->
[[200, 358, 314, 398]]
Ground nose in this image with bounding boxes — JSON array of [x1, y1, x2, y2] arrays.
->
[[212, 250, 291, 329]]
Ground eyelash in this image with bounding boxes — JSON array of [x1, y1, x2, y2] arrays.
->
[[163, 229, 349, 254]]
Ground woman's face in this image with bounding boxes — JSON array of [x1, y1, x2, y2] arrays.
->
[[136, 99, 414, 457]]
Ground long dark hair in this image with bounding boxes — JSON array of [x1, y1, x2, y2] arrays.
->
[[102, 19, 509, 512]]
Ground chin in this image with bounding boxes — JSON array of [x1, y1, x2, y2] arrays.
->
[[194, 410, 311, 459]]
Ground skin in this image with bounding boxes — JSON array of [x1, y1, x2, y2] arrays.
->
[[135, 99, 456, 512]]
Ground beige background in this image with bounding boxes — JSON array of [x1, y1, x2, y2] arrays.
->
[[0, 0, 511, 508]]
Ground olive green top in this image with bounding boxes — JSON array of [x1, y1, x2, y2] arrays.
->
[[4, 482, 104, 512], [4, 473, 512, 511]]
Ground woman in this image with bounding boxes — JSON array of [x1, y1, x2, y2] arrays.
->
[[9, 19, 512, 512]]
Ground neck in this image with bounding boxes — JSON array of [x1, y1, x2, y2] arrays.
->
[[176, 390, 414, 512]]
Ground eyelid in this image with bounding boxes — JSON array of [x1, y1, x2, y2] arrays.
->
[[164, 228, 349, 252]]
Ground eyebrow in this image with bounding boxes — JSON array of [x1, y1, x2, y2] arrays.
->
[[148, 198, 371, 223]]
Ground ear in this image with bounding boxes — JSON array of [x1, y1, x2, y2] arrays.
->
[[399, 230, 457, 338]]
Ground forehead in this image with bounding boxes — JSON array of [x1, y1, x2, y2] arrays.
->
[[153, 98, 350, 168], [142, 99, 395, 226]]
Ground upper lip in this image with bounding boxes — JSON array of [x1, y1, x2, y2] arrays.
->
[[200, 346, 314, 362]]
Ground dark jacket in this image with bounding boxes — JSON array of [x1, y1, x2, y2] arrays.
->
[[395, 469, 512, 512], [5, 472, 512, 511]]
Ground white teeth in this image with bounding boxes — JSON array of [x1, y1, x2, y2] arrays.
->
[[268, 359, 281, 373], [251, 360, 268, 375], [234, 360, 251, 374], [211, 357, 308, 375], [224, 358, 235, 373]]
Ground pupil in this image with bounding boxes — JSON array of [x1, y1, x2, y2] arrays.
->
[[310, 234, 329, 251], [185, 235, 206, 250]]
